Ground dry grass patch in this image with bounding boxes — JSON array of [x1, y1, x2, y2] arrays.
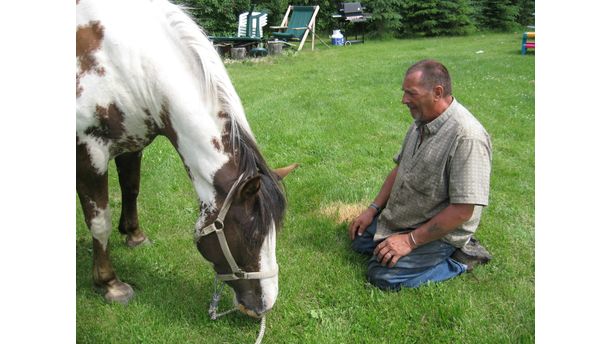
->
[[319, 201, 368, 224]]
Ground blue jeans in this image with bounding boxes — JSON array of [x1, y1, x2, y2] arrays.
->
[[351, 216, 467, 290]]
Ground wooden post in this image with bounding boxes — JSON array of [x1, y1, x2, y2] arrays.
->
[[230, 47, 246, 60], [311, 21, 315, 51], [268, 42, 283, 55], [214, 45, 224, 58]]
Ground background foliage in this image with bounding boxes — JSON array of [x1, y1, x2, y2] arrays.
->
[[173, 0, 535, 38], [400, 0, 475, 37]]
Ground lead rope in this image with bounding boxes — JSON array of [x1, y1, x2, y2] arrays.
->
[[208, 277, 267, 344], [255, 315, 266, 344]]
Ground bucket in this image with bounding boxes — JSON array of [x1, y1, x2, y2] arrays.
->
[[331, 29, 345, 46]]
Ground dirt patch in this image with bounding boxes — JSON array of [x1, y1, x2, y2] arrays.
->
[[320, 201, 368, 224]]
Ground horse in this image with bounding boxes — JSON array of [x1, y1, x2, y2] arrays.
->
[[76, 0, 297, 318]]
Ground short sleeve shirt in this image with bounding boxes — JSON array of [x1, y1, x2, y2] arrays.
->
[[374, 99, 492, 247]]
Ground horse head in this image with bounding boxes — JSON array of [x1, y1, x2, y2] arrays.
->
[[194, 157, 298, 318]]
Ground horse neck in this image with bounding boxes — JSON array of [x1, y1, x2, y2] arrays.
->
[[161, 104, 237, 209], [162, 55, 253, 212], [136, 0, 254, 213]]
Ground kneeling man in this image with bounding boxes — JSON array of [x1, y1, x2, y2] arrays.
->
[[349, 59, 492, 290]]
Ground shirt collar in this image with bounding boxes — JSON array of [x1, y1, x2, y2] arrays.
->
[[415, 98, 456, 135]]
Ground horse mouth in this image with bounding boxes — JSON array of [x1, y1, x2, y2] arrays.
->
[[237, 303, 265, 319]]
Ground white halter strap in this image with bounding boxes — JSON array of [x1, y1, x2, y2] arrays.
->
[[195, 173, 279, 281]]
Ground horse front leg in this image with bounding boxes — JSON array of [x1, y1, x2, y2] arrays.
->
[[77, 143, 134, 304], [115, 151, 150, 247]]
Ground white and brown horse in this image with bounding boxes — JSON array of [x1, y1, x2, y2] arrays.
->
[[76, 0, 296, 317]]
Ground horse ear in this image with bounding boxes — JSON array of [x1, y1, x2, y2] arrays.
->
[[238, 175, 261, 200], [273, 163, 299, 180]]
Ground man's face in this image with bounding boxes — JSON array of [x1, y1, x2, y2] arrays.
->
[[402, 71, 435, 122]]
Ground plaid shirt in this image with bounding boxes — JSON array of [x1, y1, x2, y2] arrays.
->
[[375, 99, 492, 248]]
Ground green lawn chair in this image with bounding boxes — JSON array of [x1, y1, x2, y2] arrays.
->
[[270, 5, 320, 51]]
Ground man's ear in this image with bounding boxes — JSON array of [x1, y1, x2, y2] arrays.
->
[[433, 85, 444, 101], [273, 163, 299, 180], [238, 175, 261, 200]]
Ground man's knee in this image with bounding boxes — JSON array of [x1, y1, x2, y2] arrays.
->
[[366, 262, 433, 290], [351, 235, 375, 255], [366, 265, 402, 291]]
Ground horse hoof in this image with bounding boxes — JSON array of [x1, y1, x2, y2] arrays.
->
[[126, 234, 151, 248], [103, 279, 134, 304]]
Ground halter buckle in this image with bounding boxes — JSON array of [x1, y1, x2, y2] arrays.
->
[[213, 219, 224, 231]]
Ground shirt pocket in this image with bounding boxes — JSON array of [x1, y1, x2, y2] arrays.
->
[[401, 153, 444, 197]]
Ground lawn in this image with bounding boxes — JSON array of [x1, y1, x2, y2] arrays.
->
[[76, 32, 534, 343]]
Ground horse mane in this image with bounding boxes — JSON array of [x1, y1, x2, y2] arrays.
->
[[160, 1, 286, 243], [160, 1, 253, 143], [235, 125, 287, 246]]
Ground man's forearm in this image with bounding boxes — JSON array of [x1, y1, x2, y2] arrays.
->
[[410, 203, 475, 247]]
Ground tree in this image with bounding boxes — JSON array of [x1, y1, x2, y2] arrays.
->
[[513, 0, 535, 27], [401, 0, 474, 37], [364, 0, 406, 38], [174, 0, 250, 35], [474, 0, 520, 31]]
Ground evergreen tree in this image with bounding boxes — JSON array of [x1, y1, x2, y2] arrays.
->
[[513, 0, 535, 27], [476, 0, 520, 31], [364, 0, 406, 38], [173, 0, 249, 35], [401, 0, 474, 37]]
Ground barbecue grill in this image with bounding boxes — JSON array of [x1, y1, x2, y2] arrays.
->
[[332, 2, 372, 45]]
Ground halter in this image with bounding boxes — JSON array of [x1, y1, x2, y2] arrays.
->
[[194, 172, 279, 281], [195, 173, 276, 343]]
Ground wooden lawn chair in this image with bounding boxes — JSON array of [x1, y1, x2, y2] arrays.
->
[[270, 5, 320, 51]]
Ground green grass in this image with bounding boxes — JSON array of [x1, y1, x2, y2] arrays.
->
[[77, 33, 534, 343]]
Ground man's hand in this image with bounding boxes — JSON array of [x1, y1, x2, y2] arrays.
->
[[348, 208, 377, 241], [373, 233, 414, 268]]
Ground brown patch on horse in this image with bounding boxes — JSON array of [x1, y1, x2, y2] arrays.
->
[[96, 103, 125, 138], [76, 140, 109, 213], [200, 201, 217, 220], [158, 104, 194, 180], [320, 201, 368, 224], [212, 138, 222, 151], [159, 104, 178, 146], [83, 103, 126, 144], [133, 111, 159, 141], [115, 151, 143, 237], [92, 238, 117, 285], [76, 20, 106, 97], [216, 112, 236, 155], [220, 119, 237, 156], [116, 118, 157, 154], [76, 74, 84, 98]]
